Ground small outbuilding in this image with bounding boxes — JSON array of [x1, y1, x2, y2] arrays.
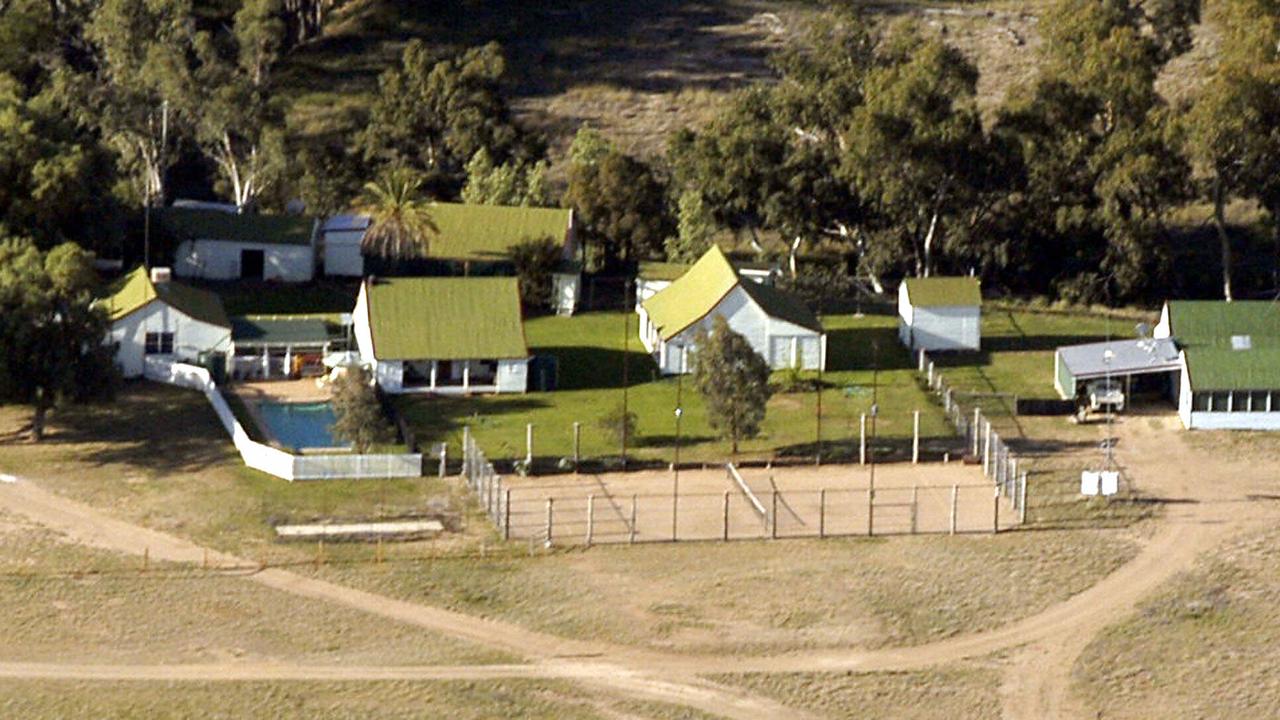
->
[[897, 276, 982, 352], [1053, 338, 1182, 401], [352, 277, 530, 394], [102, 267, 232, 378], [162, 207, 319, 282], [1156, 300, 1280, 430], [318, 214, 369, 278], [638, 246, 825, 375]]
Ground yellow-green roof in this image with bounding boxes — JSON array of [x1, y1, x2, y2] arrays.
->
[[364, 277, 528, 360], [101, 267, 230, 328], [425, 203, 572, 262], [641, 246, 821, 340], [903, 276, 982, 307]]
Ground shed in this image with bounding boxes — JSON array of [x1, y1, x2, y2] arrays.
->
[[897, 277, 982, 352], [319, 214, 370, 278], [162, 207, 319, 282], [638, 246, 825, 374], [1053, 338, 1182, 399], [352, 277, 530, 394], [1156, 300, 1280, 429], [102, 267, 232, 378]]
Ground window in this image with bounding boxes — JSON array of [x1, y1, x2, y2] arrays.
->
[[144, 332, 174, 355], [1210, 392, 1230, 412], [1192, 392, 1210, 412], [1230, 391, 1248, 412], [1251, 391, 1271, 413]]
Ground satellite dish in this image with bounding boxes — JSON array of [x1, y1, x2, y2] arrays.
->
[[1134, 322, 1152, 338]]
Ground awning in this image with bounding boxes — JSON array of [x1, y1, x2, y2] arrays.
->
[[1056, 338, 1181, 380]]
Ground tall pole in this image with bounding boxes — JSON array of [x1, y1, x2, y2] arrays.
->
[[815, 364, 823, 465], [673, 372, 683, 539], [869, 341, 879, 495], [621, 279, 630, 469]]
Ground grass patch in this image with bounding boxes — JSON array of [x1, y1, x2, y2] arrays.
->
[[1073, 525, 1280, 719], [309, 528, 1142, 656], [711, 665, 1001, 720], [398, 310, 955, 466], [0, 511, 509, 666]]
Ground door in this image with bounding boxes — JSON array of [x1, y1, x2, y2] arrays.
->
[[240, 249, 265, 280]]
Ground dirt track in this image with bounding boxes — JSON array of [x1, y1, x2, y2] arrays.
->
[[3, 412, 1278, 718]]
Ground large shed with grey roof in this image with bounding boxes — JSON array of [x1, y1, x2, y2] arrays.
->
[[637, 246, 825, 374], [897, 276, 982, 352], [353, 277, 530, 394], [1156, 300, 1280, 430]]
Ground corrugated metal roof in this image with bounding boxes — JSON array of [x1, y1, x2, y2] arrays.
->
[[1057, 338, 1181, 379], [903, 276, 982, 307], [364, 277, 528, 360], [425, 203, 572, 261], [101, 267, 230, 328], [1166, 300, 1280, 347], [232, 316, 334, 346], [158, 207, 317, 246], [1185, 346, 1280, 391], [321, 214, 371, 233]]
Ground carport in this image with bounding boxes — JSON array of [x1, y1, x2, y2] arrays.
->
[[1054, 338, 1182, 401]]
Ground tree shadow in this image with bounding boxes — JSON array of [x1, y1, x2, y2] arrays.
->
[[825, 326, 915, 372], [631, 432, 719, 449]]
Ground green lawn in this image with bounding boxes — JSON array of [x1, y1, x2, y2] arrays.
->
[[397, 311, 955, 466]]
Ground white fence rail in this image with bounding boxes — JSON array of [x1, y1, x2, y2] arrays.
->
[[144, 357, 422, 481]]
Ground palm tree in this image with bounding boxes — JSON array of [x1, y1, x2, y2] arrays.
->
[[353, 167, 437, 259]]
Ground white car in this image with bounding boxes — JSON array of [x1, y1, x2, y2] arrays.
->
[[1086, 379, 1125, 413]]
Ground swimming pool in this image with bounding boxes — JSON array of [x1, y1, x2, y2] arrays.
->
[[257, 401, 350, 451]]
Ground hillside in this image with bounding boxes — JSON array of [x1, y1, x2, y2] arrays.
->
[[277, 0, 1222, 167]]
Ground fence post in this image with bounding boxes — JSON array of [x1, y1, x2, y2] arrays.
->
[[1019, 472, 1028, 524], [770, 491, 778, 539], [503, 488, 512, 541], [927, 361, 934, 386], [819, 489, 826, 539], [918, 349, 926, 372], [461, 426, 471, 478], [860, 414, 867, 465], [950, 484, 958, 535], [992, 487, 1000, 534], [526, 423, 534, 466], [545, 498, 554, 548], [972, 409, 981, 456], [438, 445, 447, 478], [983, 423, 992, 477], [586, 494, 594, 547], [629, 494, 638, 544], [911, 485, 919, 534], [572, 421, 581, 472], [867, 487, 874, 537], [912, 410, 920, 464], [723, 491, 730, 541]]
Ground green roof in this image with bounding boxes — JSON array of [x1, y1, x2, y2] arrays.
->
[[641, 246, 821, 340], [903, 277, 982, 307], [231, 315, 335, 346], [1166, 301, 1280, 347], [364, 277, 528, 360], [1184, 346, 1280, 391], [425, 203, 572, 262], [158, 207, 317, 246], [101, 267, 230, 328]]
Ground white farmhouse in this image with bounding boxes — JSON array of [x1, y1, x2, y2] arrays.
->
[[897, 276, 982, 352], [353, 276, 530, 394], [162, 207, 319, 282], [102, 267, 233, 378], [638, 246, 825, 375]]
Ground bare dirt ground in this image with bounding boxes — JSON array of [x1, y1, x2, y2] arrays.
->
[[504, 462, 1014, 545]]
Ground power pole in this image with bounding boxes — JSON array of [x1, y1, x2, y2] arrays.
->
[[621, 279, 631, 469], [815, 364, 823, 465]]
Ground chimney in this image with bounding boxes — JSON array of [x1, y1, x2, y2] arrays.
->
[[150, 267, 172, 284]]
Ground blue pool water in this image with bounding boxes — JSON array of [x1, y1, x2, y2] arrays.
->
[[257, 402, 349, 451]]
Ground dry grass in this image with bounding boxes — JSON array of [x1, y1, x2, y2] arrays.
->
[[310, 527, 1142, 656], [712, 664, 1001, 719], [0, 511, 508, 666], [0, 679, 619, 720], [1072, 525, 1280, 719]]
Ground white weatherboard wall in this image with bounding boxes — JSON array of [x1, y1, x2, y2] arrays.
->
[[143, 357, 421, 480], [652, 285, 825, 374], [110, 299, 232, 378], [1177, 353, 1280, 430], [898, 284, 980, 352], [323, 230, 364, 277], [173, 240, 315, 282]]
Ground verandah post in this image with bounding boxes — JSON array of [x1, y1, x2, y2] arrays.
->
[[912, 410, 920, 464]]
